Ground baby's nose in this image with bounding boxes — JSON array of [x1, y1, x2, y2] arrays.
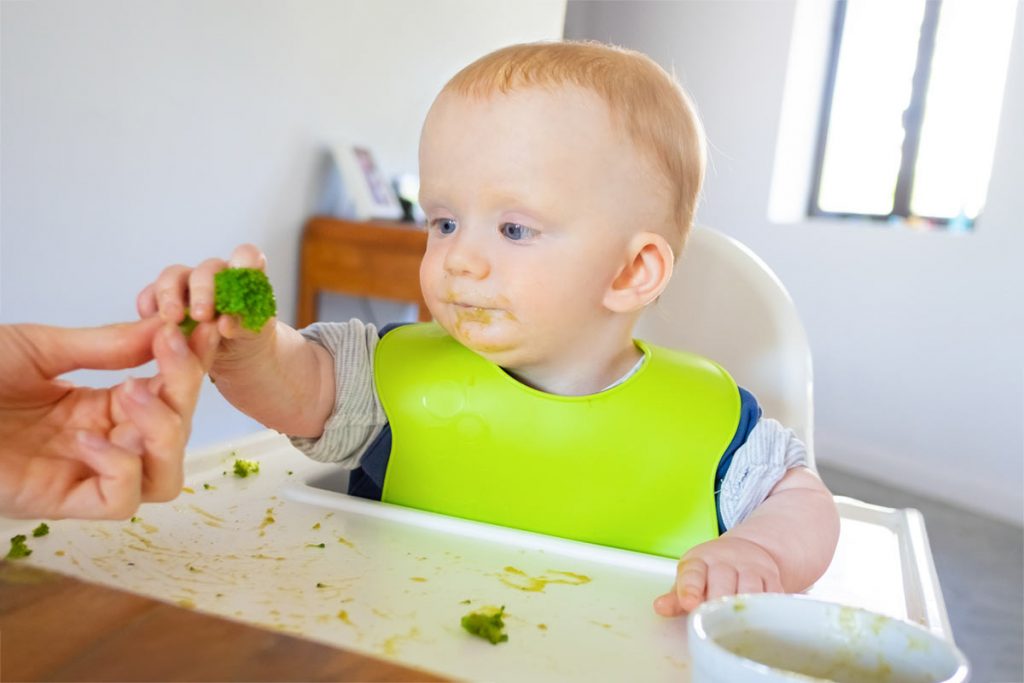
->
[[443, 232, 490, 279]]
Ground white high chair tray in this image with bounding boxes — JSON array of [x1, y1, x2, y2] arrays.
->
[[3, 430, 952, 682]]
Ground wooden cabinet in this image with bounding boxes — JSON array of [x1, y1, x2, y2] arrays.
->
[[297, 216, 429, 328]]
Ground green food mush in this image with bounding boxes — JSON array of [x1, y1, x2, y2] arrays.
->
[[32, 523, 50, 537], [6, 534, 32, 560], [232, 459, 260, 478], [461, 606, 509, 645], [180, 267, 277, 335]]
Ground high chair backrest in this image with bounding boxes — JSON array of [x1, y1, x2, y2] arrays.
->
[[634, 227, 815, 468]]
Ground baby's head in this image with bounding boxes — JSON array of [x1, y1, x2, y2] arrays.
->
[[418, 41, 705, 378]]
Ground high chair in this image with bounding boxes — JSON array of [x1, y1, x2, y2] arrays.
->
[[2, 231, 953, 682], [634, 226, 815, 468], [635, 227, 952, 640]]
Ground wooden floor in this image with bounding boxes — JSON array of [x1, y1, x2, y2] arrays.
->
[[818, 464, 1024, 683]]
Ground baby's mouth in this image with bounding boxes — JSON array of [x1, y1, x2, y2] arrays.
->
[[446, 296, 499, 311], [453, 302, 495, 310]]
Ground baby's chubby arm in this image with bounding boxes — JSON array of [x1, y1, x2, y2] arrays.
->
[[137, 244, 335, 438], [653, 467, 839, 617]]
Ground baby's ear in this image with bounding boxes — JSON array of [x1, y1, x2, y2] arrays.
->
[[603, 232, 674, 314]]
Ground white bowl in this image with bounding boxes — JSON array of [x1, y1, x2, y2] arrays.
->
[[687, 594, 970, 683]]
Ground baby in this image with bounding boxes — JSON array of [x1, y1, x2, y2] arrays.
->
[[140, 41, 839, 616]]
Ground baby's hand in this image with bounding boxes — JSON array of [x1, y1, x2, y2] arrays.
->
[[137, 244, 272, 346], [653, 536, 783, 617]]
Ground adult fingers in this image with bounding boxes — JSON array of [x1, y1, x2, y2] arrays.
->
[[137, 282, 159, 318], [109, 419, 145, 456], [19, 318, 162, 379], [115, 325, 208, 502], [153, 264, 192, 323], [57, 430, 144, 520], [187, 258, 228, 322], [153, 323, 210, 417], [116, 374, 187, 502]]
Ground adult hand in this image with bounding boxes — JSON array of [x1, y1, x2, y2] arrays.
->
[[0, 318, 218, 520]]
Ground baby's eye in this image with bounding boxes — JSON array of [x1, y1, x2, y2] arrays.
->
[[431, 218, 457, 235], [500, 222, 534, 241]]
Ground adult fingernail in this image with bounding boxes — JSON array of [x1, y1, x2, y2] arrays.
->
[[127, 377, 153, 404], [78, 430, 110, 451], [165, 325, 188, 356]]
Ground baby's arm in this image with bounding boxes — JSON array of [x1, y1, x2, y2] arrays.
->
[[653, 467, 839, 616], [137, 244, 335, 438]]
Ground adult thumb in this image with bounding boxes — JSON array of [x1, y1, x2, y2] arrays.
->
[[20, 317, 163, 378]]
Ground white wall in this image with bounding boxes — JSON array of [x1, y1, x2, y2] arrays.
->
[[1, 0, 566, 447], [566, 0, 1024, 524]]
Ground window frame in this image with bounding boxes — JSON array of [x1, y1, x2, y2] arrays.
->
[[807, 0, 952, 227]]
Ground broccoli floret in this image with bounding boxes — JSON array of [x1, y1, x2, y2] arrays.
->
[[232, 459, 260, 478], [6, 534, 32, 560], [180, 267, 277, 335], [214, 268, 277, 331], [179, 313, 200, 336], [461, 606, 509, 645], [32, 523, 49, 537]]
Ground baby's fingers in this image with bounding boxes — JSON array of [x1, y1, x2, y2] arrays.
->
[[706, 563, 739, 601], [217, 307, 274, 341], [653, 558, 709, 616], [228, 243, 268, 270], [188, 258, 229, 321], [677, 558, 711, 610], [653, 590, 683, 617], [153, 264, 193, 323], [737, 570, 766, 596]]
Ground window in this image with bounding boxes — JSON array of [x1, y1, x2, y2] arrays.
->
[[809, 0, 1018, 229]]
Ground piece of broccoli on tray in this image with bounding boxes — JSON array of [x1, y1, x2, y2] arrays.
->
[[461, 605, 509, 645]]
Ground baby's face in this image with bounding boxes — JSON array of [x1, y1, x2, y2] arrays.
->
[[418, 85, 668, 370]]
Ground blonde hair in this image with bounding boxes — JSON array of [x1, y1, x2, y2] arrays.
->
[[442, 40, 705, 253]]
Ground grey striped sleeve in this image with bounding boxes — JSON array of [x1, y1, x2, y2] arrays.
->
[[718, 418, 809, 531], [286, 319, 387, 468]]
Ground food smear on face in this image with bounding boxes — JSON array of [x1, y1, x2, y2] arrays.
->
[[461, 605, 509, 645], [455, 306, 494, 326]]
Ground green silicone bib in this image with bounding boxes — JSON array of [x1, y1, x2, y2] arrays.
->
[[374, 323, 740, 558]]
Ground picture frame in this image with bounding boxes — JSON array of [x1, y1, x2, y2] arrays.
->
[[328, 141, 404, 221]]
